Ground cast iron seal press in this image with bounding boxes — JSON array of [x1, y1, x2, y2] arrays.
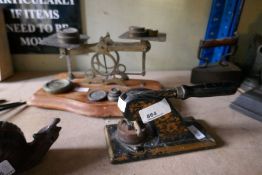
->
[[104, 83, 238, 163]]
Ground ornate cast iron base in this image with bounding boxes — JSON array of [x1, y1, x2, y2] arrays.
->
[[105, 117, 216, 163]]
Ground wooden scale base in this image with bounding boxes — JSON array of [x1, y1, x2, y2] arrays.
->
[[28, 73, 162, 118]]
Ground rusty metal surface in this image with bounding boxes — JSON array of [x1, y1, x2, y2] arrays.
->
[[191, 62, 242, 84], [127, 26, 159, 38], [119, 32, 166, 42], [116, 119, 147, 145], [105, 116, 216, 164]]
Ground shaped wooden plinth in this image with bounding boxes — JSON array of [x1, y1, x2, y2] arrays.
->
[[29, 73, 162, 118]]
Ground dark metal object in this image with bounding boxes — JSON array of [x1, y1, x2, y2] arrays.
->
[[0, 102, 26, 111], [127, 26, 159, 38], [40, 28, 88, 49], [244, 34, 262, 79], [129, 26, 145, 32], [191, 62, 243, 84], [116, 119, 147, 145], [128, 26, 147, 37], [122, 83, 238, 121], [105, 83, 237, 163], [43, 79, 74, 94], [105, 117, 216, 163], [251, 45, 262, 78], [176, 83, 238, 99], [88, 90, 107, 102], [119, 31, 166, 42], [0, 118, 61, 173], [191, 36, 243, 84], [0, 99, 7, 104], [107, 88, 122, 102], [57, 28, 81, 44], [231, 87, 262, 122], [237, 35, 262, 92], [231, 34, 262, 122], [239, 78, 259, 93]]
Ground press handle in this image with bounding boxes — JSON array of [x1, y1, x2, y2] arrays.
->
[[176, 83, 238, 100]]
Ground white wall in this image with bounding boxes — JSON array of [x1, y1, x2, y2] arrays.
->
[[12, 0, 262, 72]]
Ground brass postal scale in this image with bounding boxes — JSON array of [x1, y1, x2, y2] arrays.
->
[[29, 26, 166, 117], [105, 83, 238, 163]]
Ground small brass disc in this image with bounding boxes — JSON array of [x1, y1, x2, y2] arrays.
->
[[43, 79, 73, 94], [88, 90, 107, 102]]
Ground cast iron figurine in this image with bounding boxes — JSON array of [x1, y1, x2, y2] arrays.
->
[[0, 118, 61, 174]]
